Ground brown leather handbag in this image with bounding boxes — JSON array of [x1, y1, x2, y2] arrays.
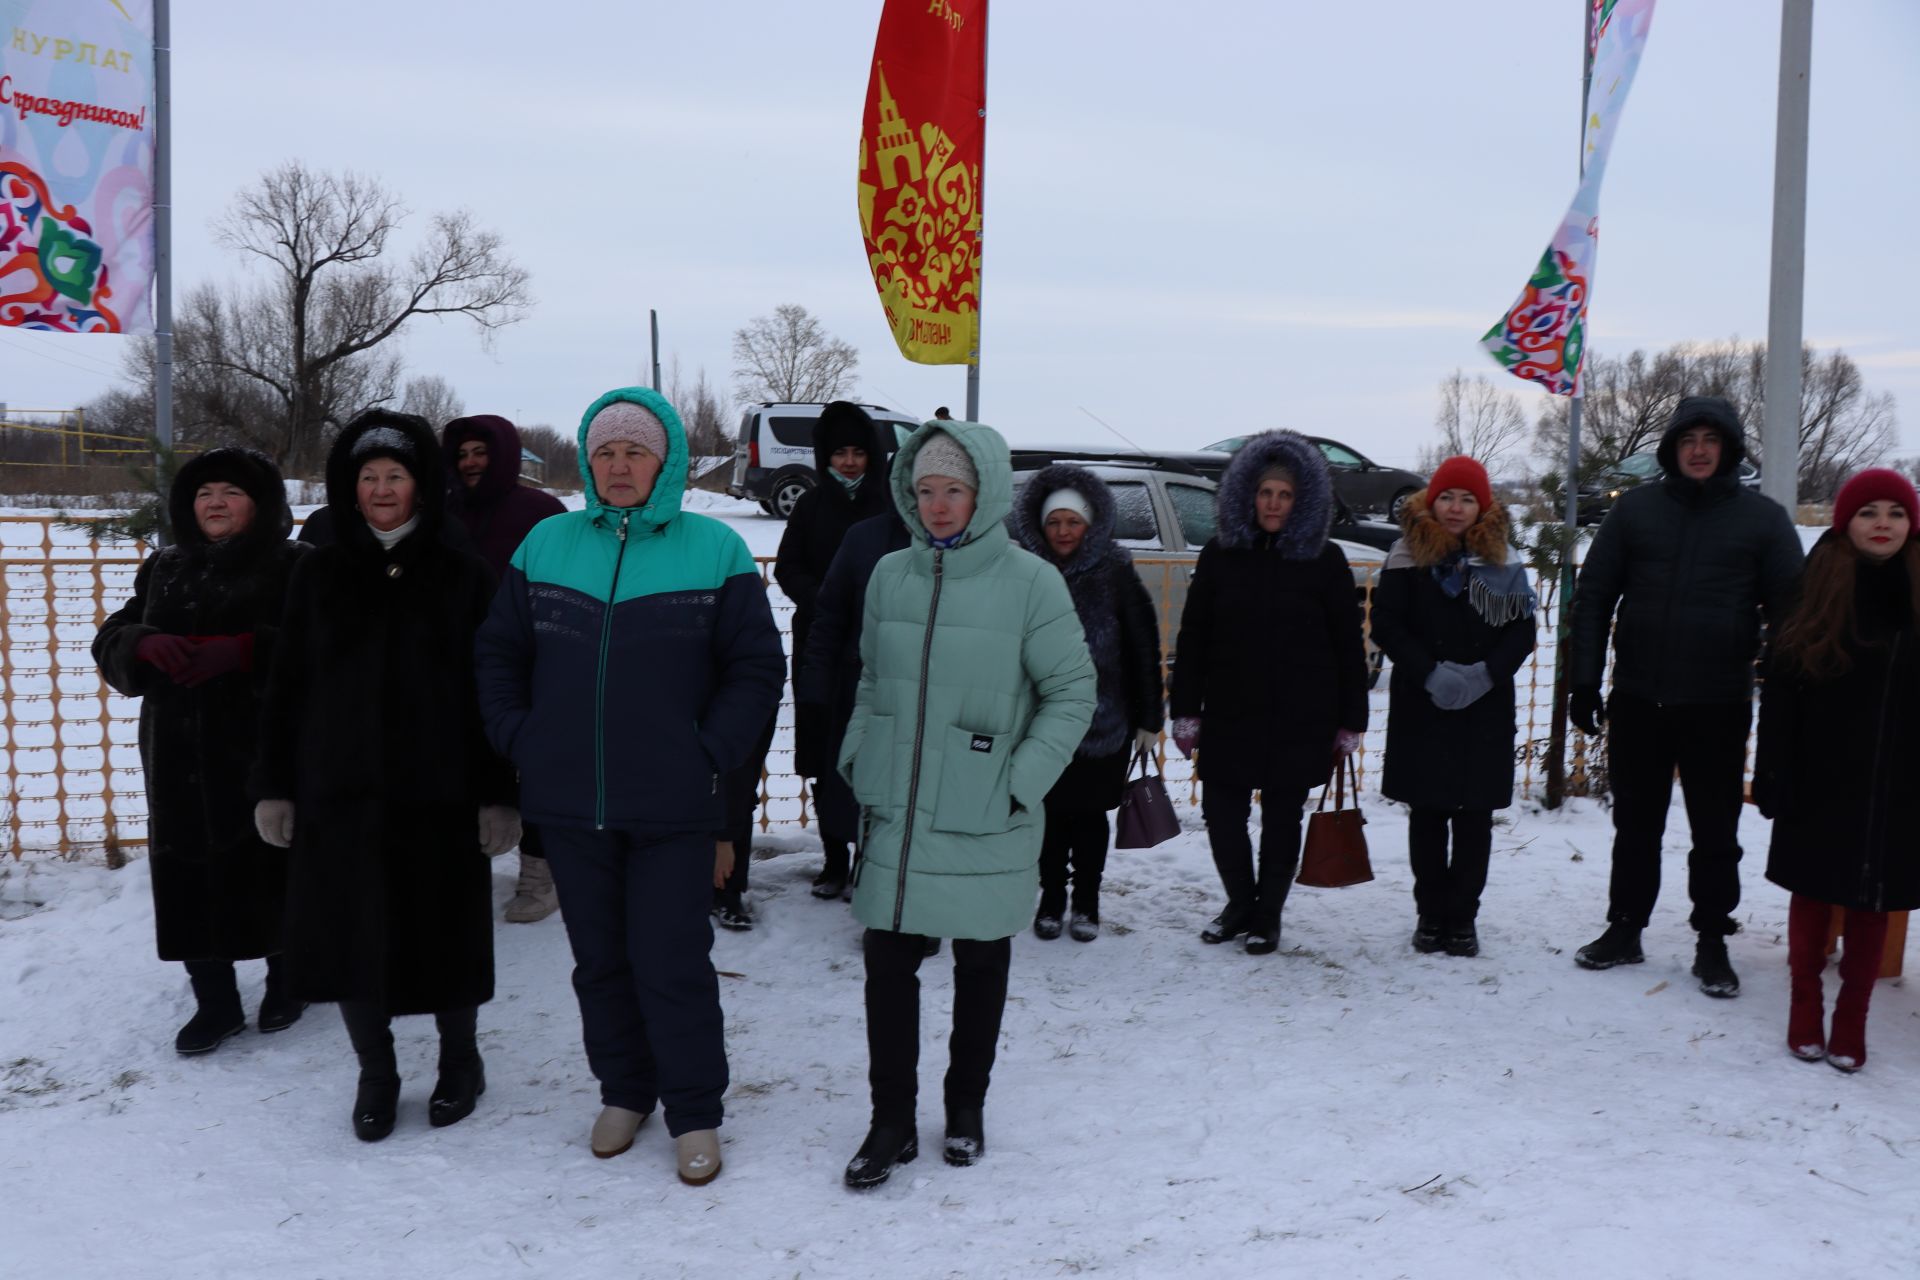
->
[[1296, 756, 1373, 888]]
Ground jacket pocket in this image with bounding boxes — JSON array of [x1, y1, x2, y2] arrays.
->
[[930, 724, 1014, 835], [849, 714, 895, 807]]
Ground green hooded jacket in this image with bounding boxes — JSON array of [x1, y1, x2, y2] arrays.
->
[[839, 421, 1097, 939]]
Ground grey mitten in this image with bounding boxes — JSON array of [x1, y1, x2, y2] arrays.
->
[[1426, 661, 1493, 711], [254, 799, 295, 848]]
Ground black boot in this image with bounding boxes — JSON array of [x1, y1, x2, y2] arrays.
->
[[1444, 922, 1480, 958], [812, 848, 850, 900], [1201, 902, 1254, 945], [429, 1007, 486, 1128], [1412, 916, 1445, 954], [944, 1105, 985, 1167], [712, 889, 755, 932], [1033, 887, 1066, 941], [1574, 921, 1645, 970], [176, 960, 246, 1056], [844, 1122, 919, 1190], [1244, 909, 1283, 956], [257, 954, 307, 1034], [341, 1002, 400, 1142], [1692, 933, 1740, 999]]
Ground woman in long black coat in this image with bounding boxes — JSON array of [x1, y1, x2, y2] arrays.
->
[[1369, 457, 1536, 959], [1755, 468, 1920, 1073], [768, 402, 894, 903], [93, 448, 308, 1054], [1168, 430, 1369, 954], [1011, 463, 1164, 941], [254, 410, 519, 1140]]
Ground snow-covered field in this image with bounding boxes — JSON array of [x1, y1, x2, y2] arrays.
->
[[3, 792, 1916, 1279]]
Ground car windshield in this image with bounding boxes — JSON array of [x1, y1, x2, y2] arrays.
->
[[1202, 437, 1246, 453], [1318, 441, 1365, 468], [1617, 453, 1661, 477]]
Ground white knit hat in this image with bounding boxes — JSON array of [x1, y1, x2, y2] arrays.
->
[[1042, 488, 1092, 524], [911, 431, 978, 491]]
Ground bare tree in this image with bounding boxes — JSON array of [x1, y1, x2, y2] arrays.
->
[[517, 425, 580, 491], [731, 304, 858, 405], [665, 356, 734, 462], [1782, 347, 1897, 499], [1422, 371, 1529, 474], [193, 162, 531, 474], [400, 374, 465, 429]]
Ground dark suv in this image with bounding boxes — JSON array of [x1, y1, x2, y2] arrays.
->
[[1203, 436, 1427, 521]]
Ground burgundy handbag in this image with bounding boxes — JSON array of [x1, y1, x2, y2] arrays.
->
[[1296, 756, 1373, 888], [1114, 747, 1181, 849]]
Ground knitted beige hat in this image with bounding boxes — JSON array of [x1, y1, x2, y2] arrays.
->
[[585, 400, 669, 462], [911, 431, 977, 491]]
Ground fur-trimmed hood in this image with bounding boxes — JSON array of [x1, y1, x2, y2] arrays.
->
[[1392, 491, 1513, 568], [168, 446, 293, 551], [1214, 430, 1334, 557], [1011, 462, 1121, 578], [324, 410, 446, 553]]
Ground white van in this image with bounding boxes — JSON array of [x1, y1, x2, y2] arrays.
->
[[727, 401, 921, 517]]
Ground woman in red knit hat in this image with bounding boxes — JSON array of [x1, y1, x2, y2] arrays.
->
[[1370, 456, 1536, 956], [1754, 467, 1920, 1071]]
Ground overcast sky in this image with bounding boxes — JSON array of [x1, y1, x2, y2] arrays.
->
[[3, 0, 1916, 471]]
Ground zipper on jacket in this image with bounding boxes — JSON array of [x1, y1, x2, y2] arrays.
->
[[593, 512, 632, 830], [893, 549, 945, 932]]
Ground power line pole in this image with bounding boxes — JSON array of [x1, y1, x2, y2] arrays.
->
[[1762, 0, 1812, 511]]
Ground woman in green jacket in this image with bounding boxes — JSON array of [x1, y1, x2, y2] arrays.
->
[[838, 422, 1097, 1190]]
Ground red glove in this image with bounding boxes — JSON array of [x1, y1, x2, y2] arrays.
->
[[177, 634, 255, 687], [134, 633, 195, 677]]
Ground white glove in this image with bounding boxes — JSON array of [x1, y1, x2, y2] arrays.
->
[[478, 806, 522, 857], [1134, 728, 1160, 754], [254, 799, 295, 848]]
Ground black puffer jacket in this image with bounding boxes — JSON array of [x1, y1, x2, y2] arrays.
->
[[774, 402, 893, 681], [1010, 463, 1164, 757], [1371, 494, 1536, 811], [1169, 431, 1369, 793], [792, 509, 910, 776], [1570, 397, 1803, 704], [93, 449, 306, 961], [1757, 536, 1920, 912]]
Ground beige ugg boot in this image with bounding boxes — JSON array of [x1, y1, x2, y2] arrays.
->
[[677, 1129, 722, 1186], [591, 1105, 648, 1158], [504, 854, 559, 923]]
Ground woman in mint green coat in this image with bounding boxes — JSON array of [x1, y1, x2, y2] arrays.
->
[[837, 422, 1096, 1190]]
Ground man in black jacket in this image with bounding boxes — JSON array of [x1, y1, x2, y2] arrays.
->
[[1567, 396, 1803, 996]]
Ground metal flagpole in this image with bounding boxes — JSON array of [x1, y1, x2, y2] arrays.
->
[[152, 0, 174, 477], [1548, 0, 1598, 807], [650, 309, 662, 392], [963, 1, 987, 421], [1762, 0, 1812, 510]]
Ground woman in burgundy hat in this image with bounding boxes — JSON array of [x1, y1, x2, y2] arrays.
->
[[1755, 467, 1920, 1072]]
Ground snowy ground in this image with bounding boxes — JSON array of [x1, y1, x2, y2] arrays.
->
[[3, 792, 1917, 1279]]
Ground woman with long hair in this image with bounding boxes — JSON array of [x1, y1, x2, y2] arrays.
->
[[1755, 468, 1920, 1072]]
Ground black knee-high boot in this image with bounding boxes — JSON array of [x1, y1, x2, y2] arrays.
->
[[258, 953, 306, 1034], [339, 1001, 400, 1142], [176, 959, 246, 1055], [429, 1005, 485, 1128]]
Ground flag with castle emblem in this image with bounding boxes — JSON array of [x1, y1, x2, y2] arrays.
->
[[1482, 0, 1656, 396], [858, 0, 985, 366], [0, 0, 157, 334]]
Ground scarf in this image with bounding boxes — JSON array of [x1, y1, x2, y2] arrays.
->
[[1431, 549, 1536, 625]]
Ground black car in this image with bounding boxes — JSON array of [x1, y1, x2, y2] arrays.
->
[[1576, 450, 1763, 524], [1203, 436, 1426, 520]]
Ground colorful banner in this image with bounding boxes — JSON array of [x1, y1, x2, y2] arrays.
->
[[1482, 0, 1656, 396], [858, 0, 984, 366], [0, 0, 155, 334]]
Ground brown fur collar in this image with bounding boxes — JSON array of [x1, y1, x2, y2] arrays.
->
[[1398, 491, 1511, 567]]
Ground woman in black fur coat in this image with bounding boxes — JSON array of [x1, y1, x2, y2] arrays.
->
[[1168, 431, 1370, 954], [1012, 464, 1165, 940], [93, 448, 308, 1055], [253, 410, 519, 1142]]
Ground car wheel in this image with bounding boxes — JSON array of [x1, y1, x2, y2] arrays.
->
[[771, 475, 812, 519], [1388, 487, 1419, 522], [757, 499, 777, 516]]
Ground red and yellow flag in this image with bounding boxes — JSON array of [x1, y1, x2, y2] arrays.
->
[[858, 0, 984, 366]]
